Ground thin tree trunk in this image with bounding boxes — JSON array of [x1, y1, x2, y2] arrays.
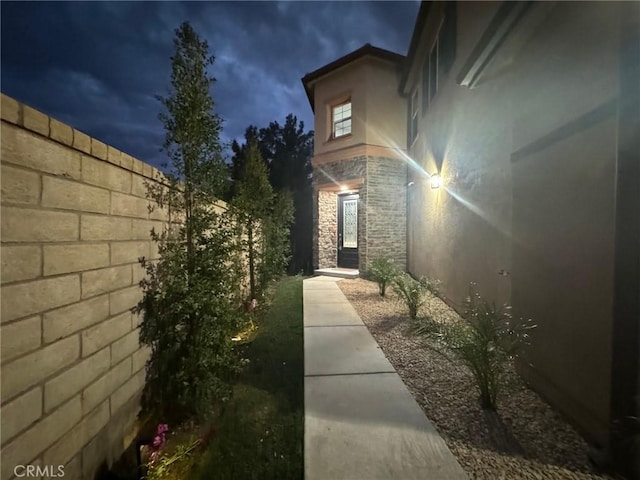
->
[[183, 155, 196, 365], [248, 222, 255, 299], [184, 162, 195, 281]]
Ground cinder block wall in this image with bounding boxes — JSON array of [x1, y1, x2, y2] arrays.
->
[[0, 93, 173, 479]]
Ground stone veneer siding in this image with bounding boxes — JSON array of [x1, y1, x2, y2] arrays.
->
[[312, 155, 406, 272], [364, 157, 407, 271], [313, 156, 366, 270], [313, 191, 337, 268], [0, 93, 188, 479]]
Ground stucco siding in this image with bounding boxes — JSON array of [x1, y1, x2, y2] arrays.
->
[[405, 1, 619, 444]]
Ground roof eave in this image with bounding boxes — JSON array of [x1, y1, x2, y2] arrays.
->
[[302, 78, 315, 113], [302, 43, 405, 111], [398, 1, 433, 96]]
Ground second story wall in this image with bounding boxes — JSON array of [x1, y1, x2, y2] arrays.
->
[[313, 60, 368, 156], [363, 59, 406, 150], [312, 57, 406, 159], [402, 1, 621, 446]]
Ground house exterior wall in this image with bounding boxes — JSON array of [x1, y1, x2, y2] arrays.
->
[[365, 157, 407, 271], [309, 54, 407, 273], [312, 56, 406, 157], [404, 1, 620, 445], [0, 94, 165, 479], [363, 62, 407, 150], [312, 60, 368, 155], [312, 157, 366, 270], [311, 154, 407, 273]]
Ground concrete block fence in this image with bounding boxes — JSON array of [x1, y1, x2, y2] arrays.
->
[[0, 93, 190, 479]]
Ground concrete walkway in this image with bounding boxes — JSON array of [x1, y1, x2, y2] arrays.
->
[[304, 276, 467, 480]]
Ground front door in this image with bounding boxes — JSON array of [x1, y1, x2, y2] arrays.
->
[[337, 193, 359, 268]]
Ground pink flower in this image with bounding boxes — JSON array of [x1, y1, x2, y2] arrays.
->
[[157, 423, 169, 435], [150, 424, 169, 451]]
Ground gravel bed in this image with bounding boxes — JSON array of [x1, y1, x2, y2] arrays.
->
[[338, 278, 612, 480]]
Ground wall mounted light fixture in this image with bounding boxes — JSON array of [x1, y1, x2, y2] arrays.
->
[[430, 173, 442, 189]]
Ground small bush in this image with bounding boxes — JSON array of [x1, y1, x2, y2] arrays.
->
[[367, 258, 398, 296], [429, 285, 536, 410], [392, 273, 439, 319]]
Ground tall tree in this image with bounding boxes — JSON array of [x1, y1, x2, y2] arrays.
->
[[232, 139, 274, 299], [258, 115, 314, 274], [137, 22, 241, 419], [260, 115, 313, 192], [227, 125, 260, 200]]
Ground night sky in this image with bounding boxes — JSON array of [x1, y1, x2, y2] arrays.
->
[[1, 1, 419, 169]]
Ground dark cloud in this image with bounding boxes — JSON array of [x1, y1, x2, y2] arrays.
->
[[1, 1, 419, 168]]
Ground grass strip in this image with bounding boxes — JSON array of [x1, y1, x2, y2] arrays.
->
[[194, 276, 304, 480]]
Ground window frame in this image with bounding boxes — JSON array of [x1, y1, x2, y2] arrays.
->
[[429, 37, 439, 104], [342, 198, 358, 248], [409, 88, 419, 146], [422, 56, 430, 113], [331, 100, 352, 139], [422, 4, 456, 116]]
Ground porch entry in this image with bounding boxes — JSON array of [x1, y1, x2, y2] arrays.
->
[[337, 193, 359, 268]]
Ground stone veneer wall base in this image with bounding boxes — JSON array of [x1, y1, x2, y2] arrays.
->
[[312, 154, 406, 273]]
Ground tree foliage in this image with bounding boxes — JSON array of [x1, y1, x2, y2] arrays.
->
[[393, 273, 440, 319], [259, 190, 295, 288], [262, 115, 313, 275], [232, 139, 273, 299], [231, 136, 294, 298], [136, 22, 242, 419], [260, 115, 313, 194], [229, 115, 313, 274], [416, 284, 536, 411], [228, 126, 261, 199], [432, 289, 536, 410], [367, 257, 398, 296]]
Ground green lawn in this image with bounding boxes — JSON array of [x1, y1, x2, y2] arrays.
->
[[194, 276, 304, 479]]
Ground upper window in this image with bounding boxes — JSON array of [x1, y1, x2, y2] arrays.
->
[[422, 2, 456, 115], [429, 38, 439, 103], [332, 101, 352, 138], [409, 89, 419, 145]]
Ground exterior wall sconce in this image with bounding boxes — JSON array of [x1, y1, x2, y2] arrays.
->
[[430, 173, 442, 189]]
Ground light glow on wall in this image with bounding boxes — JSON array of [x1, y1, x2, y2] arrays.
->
[[317, 166, 342, 189], [429, 173, 442, 189]]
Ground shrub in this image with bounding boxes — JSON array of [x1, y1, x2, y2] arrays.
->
[[258, 190, 295, 289], [392, 273, 439, 319], [429, 285, 536, 410], [232, 139, 295, 298], [136, 22, 243, 419], [367, 258, 398, 296], [407, 314, 441, 336]]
